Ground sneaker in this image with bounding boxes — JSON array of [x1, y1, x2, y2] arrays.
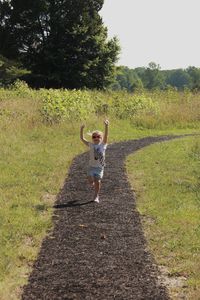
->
[[94, 196, 99, 203]]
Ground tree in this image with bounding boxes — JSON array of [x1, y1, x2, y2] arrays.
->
[[186, 66, 200, 91], [111, 66, 143, 92], [0, 54, 30, 86], [166, 69, 192, 90], [0, 0, 120, 89], [142, 62, 164, 90]]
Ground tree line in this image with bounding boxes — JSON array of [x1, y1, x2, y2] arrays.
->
[[112, 63, 200, 92]]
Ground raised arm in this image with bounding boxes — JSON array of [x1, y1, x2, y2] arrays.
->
[[103, 119, 109, 144], [80, 124, 89, 146]]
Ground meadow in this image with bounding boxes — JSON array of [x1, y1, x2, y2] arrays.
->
[[0, 81, 200, 299], [127, 136, 200, 299]]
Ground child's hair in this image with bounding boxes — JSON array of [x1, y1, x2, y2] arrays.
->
[[87, 130, 103, 137], [92, 130, 103, 137]]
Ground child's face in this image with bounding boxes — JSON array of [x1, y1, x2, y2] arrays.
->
[[92, 133, 102, 144]]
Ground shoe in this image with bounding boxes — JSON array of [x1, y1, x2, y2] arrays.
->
[[94, 196, 99, 203]]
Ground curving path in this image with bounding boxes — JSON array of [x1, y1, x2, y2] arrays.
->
[[22, 135, 192, 300]]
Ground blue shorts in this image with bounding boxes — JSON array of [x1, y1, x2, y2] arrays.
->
[[88, 167, 104, 180]]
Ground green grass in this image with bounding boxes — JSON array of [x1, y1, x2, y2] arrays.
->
[[126, 136, 200, 299], [0, 88, 200, 299]]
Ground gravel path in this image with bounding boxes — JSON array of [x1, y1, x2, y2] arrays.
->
[[22, 135, 190, 300]]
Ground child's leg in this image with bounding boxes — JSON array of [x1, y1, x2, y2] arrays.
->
[[94, 179, 101, 199], [87, 176, 94, 187]]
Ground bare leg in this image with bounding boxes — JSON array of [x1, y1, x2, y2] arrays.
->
[[87, 176, 94, 187], [94, 179, 101, 202]]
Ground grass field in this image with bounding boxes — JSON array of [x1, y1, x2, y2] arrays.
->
[[127, 136, 200, 299], [0, 85, 200, 299]]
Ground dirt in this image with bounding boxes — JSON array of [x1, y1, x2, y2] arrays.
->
[[22, 135, 192, 300], [158, 266, 188, 299]]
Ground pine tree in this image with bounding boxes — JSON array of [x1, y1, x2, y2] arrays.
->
[[0, 0, 120, 88]]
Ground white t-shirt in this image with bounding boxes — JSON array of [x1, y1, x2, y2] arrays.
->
[[88, 142, 107, 168]]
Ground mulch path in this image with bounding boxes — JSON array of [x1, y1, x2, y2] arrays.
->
[[22, 135, 190, 300]]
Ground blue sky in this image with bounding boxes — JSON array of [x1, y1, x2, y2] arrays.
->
[[100, 0, 200, 70]]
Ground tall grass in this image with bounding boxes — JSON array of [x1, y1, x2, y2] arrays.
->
[[1, 81, 200, 129]]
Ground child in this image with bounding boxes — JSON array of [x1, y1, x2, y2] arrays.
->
[[80, 120, 109, 203]]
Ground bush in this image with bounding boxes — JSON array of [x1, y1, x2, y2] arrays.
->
[[40, 89, 159, 123], [40, 89, 95, 123]]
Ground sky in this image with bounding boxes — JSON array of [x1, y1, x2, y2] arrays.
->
[[100, 0, 200, 70]]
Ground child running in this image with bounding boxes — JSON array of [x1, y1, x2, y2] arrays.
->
[[80, 120, 109, 203]]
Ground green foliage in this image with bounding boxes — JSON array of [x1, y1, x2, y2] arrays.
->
[[165, 69, 192, 90], [41, 89, 95, 123], [10, 79, 33, 97], [1, 82, 200, 130], [40, 89, 159, 123], [0, 79, 37, 101], [0, 0, 120, 89], [142, 62, 164, 90], [112, 63, 200, 92], [111, 66, 144, 92], [0, 55, 30, 86], [187, 67, 200, 91], [109, 93, 158, 119]]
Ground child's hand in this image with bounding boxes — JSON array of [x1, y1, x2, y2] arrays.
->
[[104, 119, 109, 126]]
